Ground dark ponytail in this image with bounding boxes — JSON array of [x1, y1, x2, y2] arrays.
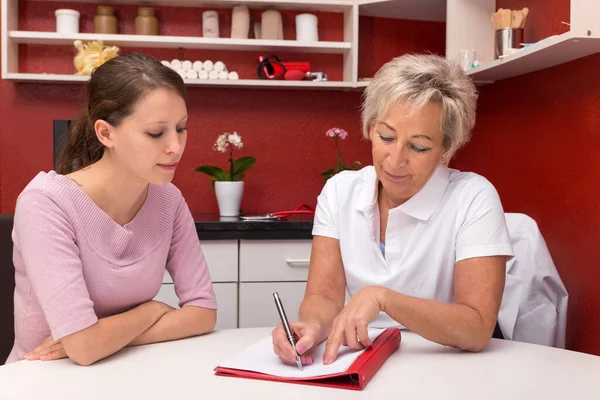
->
[[55, 109, 104, 174], [55, 52, 187, 174]]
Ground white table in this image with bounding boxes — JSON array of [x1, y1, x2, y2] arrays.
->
[[1, 328, 599, 399]]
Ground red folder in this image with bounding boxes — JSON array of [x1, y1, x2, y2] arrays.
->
[[214, 328, 401, 391]]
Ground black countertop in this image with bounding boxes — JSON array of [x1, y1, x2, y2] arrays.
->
[[193, 213, 314, 240]]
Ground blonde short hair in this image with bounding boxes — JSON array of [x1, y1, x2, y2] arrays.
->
[[361, 54, 478, 160]]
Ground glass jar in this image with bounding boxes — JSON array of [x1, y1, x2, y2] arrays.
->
[[94, 6, 118, 34], [135, 7, 159, 35]]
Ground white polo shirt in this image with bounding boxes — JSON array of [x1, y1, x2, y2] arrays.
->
[[312, 164, 514, 327]]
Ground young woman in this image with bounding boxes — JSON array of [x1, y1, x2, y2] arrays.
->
[[7, 53, 217, 365]]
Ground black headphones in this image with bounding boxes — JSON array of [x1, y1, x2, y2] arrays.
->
[[257, 54, 286, 80]]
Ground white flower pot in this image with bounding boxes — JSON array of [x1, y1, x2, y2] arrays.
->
[[214, 181, 244, 217]]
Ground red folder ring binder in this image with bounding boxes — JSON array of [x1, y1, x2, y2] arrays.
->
[[215, 328, 401, 391]]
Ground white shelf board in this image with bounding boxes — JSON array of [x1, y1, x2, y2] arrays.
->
[[4, 73, 362, 90], [20, 0, 353, 12], [9, 31, 351, 54], [358, 0, 445, 22], [467, 32, 600, 84]]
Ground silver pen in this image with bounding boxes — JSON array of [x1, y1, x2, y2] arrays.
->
[[273, 292, 303, 370]]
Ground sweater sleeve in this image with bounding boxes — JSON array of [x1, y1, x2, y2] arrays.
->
[[13, 190, 99, 340], [165, 196, 217, 309]]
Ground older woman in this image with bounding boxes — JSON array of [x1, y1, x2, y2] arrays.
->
[[272, 54, 514, 366]]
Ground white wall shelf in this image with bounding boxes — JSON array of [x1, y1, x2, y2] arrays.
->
[[3, 72, 362, 90], [9, 31, 351, 54], [19, 0, 354, 13], [358, 0, 445, 22], [447, 0, 600, 85], [467, 32, 600, 84], [2, 0, 359, 88], [6, 0, 599, 87]]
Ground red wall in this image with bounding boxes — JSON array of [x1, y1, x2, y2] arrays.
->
[[451, 0, 600, 355], [4, 0, 598, 356], [0, 2, 445, 214]]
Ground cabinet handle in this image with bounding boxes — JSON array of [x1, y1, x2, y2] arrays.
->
[[285, 259, 310, 267]]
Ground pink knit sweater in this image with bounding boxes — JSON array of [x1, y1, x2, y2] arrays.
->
[[6, 171, 217, 364]]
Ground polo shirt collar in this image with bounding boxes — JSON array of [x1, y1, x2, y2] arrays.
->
[[356, 164, 450, 221]]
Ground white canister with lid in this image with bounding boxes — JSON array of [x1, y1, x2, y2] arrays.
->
[[203, 10, 220, 38], [55, 9, 80, 34], [295, 13, 318, 42]]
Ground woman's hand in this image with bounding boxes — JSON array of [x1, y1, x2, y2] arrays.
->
[[23, 336, 67, 361], [323, 286, 387, 365], [271, 320, 322, 366]]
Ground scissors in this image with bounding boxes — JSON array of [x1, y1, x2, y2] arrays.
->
[[240, 204, 315, 221]]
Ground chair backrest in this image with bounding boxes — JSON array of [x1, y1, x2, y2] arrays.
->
[[0, 214, 15, 364], [498, 213, 569, 348]]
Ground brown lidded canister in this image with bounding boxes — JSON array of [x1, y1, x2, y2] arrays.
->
[[94, 6, 118, 34], [135, 7, 159, 35]]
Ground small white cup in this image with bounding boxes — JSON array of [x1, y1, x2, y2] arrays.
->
[[55, 9, 80, 34]]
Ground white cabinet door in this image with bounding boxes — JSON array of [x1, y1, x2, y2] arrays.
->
[[154, 282, 238, 330], [239, 282, 307, 328], [213, 282, 238, 330], [162, 240, 238, 284], [202, 240, 238, 283], [239, 240, 312, 282]]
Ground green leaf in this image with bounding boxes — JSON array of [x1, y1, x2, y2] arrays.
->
[[232, 156, 256, 176], [195, 165, 226, 179], [320, 168, 335, 176], [232, 172, 246, 181], [352, 161, 362, 169]]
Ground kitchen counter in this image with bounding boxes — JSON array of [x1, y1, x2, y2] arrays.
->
[[193, 213, 314, 240]]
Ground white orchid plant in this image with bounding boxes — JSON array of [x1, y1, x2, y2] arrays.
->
[[195, 132, 256, 185]]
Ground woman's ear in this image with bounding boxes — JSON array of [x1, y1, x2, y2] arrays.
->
[[440, 150, 450, 166], [95, 120, 114, 148]]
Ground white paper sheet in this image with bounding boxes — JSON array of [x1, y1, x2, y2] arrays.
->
[[218, 328, 385, 379]]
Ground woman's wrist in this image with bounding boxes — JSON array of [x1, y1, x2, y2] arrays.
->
[[144, 300, 173, 321], [374, 286, 390, 314]]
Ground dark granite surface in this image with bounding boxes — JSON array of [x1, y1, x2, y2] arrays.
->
[[193, 213, 314, 240]]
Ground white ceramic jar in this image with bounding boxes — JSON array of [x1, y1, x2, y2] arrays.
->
[[203, 10, 220, 38], [295, 13, 318, 42], [55, 9, 80, 34]]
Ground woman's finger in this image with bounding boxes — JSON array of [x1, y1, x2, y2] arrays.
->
[[356, 323, 373, 347], [40, 348, 67, 361], [272, 324, 295, 356], [273, 342, 295, 364], [294, 331, 317, 355], [344, 324, 364, 350], [323, 321, 344, 365], [30, 337, 57, 354], [38, 343, 64, 358]]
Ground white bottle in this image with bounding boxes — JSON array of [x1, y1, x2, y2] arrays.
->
[[192, 61, 204, 72], [55, 9, 80, 34], [186, 69, 199, 79], [181, 60, 192, 72], [170, 59, 182, 71], [203, 10, 220, 38], [202, 60, 214, 72], [213, 61, 226, 73]]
